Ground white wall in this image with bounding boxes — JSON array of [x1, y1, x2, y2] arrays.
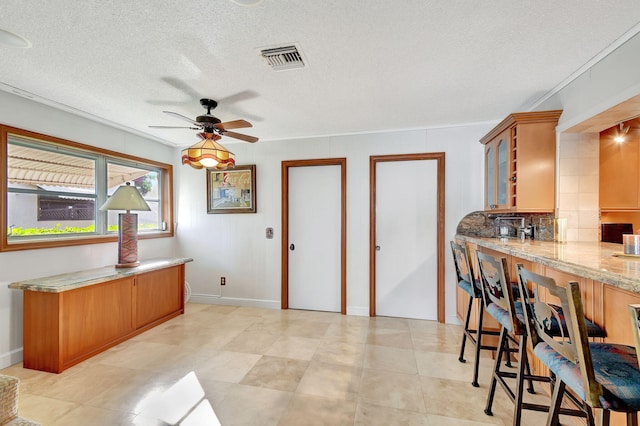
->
[[175, 125, 488, 322], [0, 91, 177, 368], [539, 31, 640, 133]]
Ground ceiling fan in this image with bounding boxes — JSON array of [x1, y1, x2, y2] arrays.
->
[[150, 98, 259, 143]]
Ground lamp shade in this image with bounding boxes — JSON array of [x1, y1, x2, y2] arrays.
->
[[181, 134, 235, 170], [99, 182, 151, 211]]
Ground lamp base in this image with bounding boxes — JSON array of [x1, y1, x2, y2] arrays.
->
[[117, 213, 140, 267], [115, 261, 140, 269]]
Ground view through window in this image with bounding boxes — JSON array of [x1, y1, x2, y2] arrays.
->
[[2, 126, 173, 251]]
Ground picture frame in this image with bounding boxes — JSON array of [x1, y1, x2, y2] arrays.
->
[[206, 164, 256, 214]]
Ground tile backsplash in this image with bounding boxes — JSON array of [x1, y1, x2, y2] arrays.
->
[[456, 211, 556, 241]]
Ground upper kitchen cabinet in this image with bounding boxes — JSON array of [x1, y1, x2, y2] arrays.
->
[[599, 123, 640, 210], [481, 110, 562, 212]]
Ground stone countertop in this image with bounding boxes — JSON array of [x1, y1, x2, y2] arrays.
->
[[7, 257, 193, 293], [456, 235, 640, 294]]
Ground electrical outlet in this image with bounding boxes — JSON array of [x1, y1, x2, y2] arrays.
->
[[220, 276, 226, 286]]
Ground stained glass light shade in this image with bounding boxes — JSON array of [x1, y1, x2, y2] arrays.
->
[[181, 133, 236, 170]]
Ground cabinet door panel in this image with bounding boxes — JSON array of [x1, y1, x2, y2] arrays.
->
[[485, 145, 495, 208], [484, 130, 511, 211], [603, 285, 640, 345], [135, 266, 183, 329], [496, 137, 509, 206], [61, 278, 133, 362], [600, 136, 639, 209]]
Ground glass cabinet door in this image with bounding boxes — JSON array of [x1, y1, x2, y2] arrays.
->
[[486, 145, 495, 207], [497, 138, 508, 206]]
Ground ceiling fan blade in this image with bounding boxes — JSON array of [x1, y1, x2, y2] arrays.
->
[[215, 119, 252, 130], [218, 90, 259, 105], [222, 131, 259, 143], [149, 125, 200, 130], [163, 111, 201, 126]]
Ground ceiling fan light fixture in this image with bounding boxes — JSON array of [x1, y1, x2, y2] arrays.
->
[[181, 137, 236, 170]]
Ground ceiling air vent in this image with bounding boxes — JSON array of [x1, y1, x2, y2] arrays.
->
[[260, 45, 305, 71]]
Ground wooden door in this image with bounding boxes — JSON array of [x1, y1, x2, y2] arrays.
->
[[288, 164, 342, 312], [370, 153, 445, 321], [281, 158, 347, 313]]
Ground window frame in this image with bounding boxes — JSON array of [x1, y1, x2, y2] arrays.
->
[[1, 125, 174, 252]]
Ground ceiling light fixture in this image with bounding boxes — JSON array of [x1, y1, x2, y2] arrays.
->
[[614, 121, 630, 143], [181, 132, 236, 170], [0, 29, 31, 48]]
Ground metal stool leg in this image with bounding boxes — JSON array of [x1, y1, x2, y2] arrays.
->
[[484, 326, 508, 416], [458, 294, 474, 363], [471, 301, 485, 387]]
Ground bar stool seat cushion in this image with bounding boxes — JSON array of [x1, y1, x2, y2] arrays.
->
[[545, 304, 607, 338], [459, 280, 524, 300], [486, 301, 525, 333], [534, 342, 640, 411], [487, 302, 605, 337], [457, 278, 475, 298]]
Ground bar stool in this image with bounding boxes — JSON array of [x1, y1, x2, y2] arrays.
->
[[476, 251, 546, 426], [630, 304, 640, 363], [517, 265, 640, 426], [451, 241, 500, 387]]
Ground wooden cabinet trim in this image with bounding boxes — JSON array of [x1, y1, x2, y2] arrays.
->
[[480, 110, 563, 144]]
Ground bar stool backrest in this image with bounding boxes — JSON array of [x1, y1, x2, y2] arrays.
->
[[476, 251, 522, 334], [451, 241, 480, 297], [629, 304, 640, 366], [516, 264, 603, 407]]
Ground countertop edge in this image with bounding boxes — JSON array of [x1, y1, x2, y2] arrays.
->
[[456, 235, 640, 294], [8, 257, 194, 293]]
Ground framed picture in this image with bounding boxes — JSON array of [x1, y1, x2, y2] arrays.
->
[[206, 165, 256, 214]]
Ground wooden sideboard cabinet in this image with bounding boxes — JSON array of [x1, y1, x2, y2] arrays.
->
[[10, 258, 191, 373], [481, 110, 562, 212]]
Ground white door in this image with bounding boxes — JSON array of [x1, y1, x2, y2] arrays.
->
[[288, 165, 342, 312], [375, 159, 438, 320]]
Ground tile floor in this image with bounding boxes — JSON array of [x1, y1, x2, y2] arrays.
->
[[1, 303, 578, 425]]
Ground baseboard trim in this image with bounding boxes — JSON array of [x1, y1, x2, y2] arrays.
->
[[188, 296, 373, 318], [189, 294, 280, 310], [346, 306, 369, 317], [0, 348, 23, 369], [446, 314, 462, 325]]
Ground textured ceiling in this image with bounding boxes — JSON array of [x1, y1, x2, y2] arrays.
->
[[0, 1, 640, 147]]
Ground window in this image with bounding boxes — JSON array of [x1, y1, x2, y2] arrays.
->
[[1, 125, 173, 251]]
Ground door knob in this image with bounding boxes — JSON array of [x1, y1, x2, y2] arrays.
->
[[375, 245, 381, 251], [290, 243, 295, 251]]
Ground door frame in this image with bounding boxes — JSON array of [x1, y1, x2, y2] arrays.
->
[[281, 158, 347, 314], [369, 153, 446, 322]]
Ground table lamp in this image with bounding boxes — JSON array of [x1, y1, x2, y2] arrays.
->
[[99, 182, 151, 268]]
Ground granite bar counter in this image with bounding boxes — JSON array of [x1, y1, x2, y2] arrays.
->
[[456, 235, 640, 294]]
